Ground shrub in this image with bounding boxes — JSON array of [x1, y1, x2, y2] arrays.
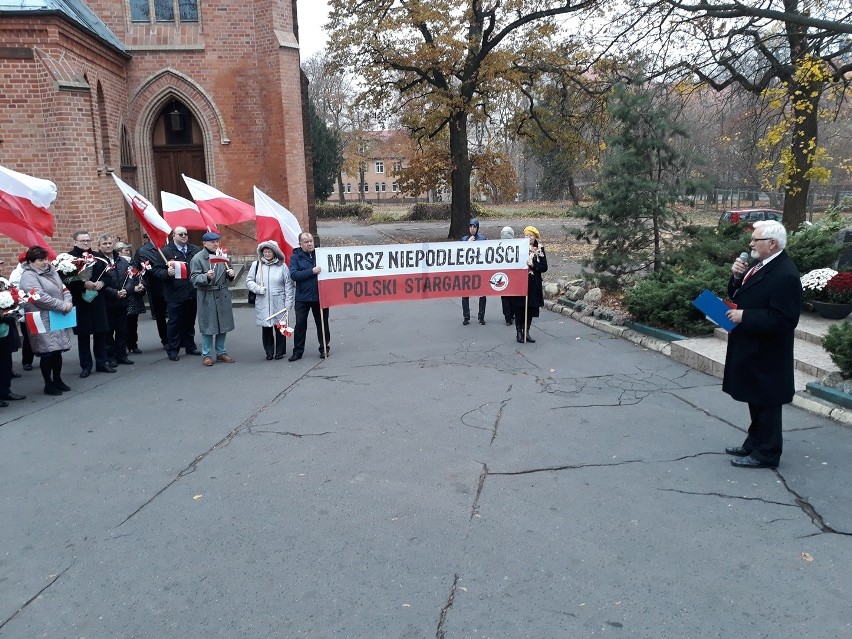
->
[[409, 202, 450, 221], [625, 262, 730, 335], [315, 203, 372, 219], [823, 321, 852, 378], [786, 222, 843, 273]]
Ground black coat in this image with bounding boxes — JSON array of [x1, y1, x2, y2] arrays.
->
[[134, 241, 165, 298], [69, 246, 109, 334], [722, 250, 802, 406], [290, 248, 320, 302], [94, 251, 133, 309], [152, 242, 200, 303], [510, 245, 548, 314]]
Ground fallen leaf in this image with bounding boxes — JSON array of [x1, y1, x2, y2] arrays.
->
[[193, 494, 202, 501], [801, 552, 814, 562]]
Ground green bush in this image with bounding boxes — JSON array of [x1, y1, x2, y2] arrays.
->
[[625, 262, 730, 335], [409, 202, 450, 221], [786, 222, 843, 273], [823, 320, 852, 378], [315, 203, 373, 219]]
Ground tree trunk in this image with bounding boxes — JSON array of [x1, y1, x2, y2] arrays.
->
[[337, 172, 345, 204], [567, 175, 579, 205], [782, 85, 820, 230], [448, 111, 472, 239]]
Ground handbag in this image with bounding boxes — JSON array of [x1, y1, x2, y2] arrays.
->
[[247, 261, 259, 305]]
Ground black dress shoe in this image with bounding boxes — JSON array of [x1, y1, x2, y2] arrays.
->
[[79, 368, 91, 378], [505, 318, 513, 326], [0, 392, 26, 401], [129, 347, 142, 354], [478, 317, 486, 325], [11, 371, 21, 379], [516, 331, 524, 343], [0, 400, 7, 407], [731, 455, 778, 469], [288, 353, 302, 362], [95, 366, 117, 373], [168, 353, 180, 361], [725, 446, 750, 457], [44, 384, 62, 396], [185, 349, 201, 356], [525, 334, 536, 343], [116, 358, 134, 365], [107, 360, 117, 368], [22, 363, 33, 371], [274, 354, 285, 360], [266, 354, 274, 360], [463, 318, 470, 325], [54, 380, 71, 392]]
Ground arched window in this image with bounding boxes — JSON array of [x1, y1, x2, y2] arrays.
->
[[130, 0, 198, 23]]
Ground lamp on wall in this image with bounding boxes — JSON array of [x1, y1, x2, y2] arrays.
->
[[169, 107, 184, 132]]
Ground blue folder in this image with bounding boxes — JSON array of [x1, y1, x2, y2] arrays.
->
[[48, 307, 77, 330], [692, 289, 736, 332]]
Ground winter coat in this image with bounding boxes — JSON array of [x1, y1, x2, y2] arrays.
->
[[134, 241, 165, 299], [510, 243, 548, 316], [122, 256, 147, 315], [69, 246, 109, 334], [722, 250, 801, 406], [190, 248, 235, 335], [290, 247, 321, 303], [153, 241, 200, 303], [94, 250, 133, 310], [18, 262, 74, 354], [246, 241, 295, 327]]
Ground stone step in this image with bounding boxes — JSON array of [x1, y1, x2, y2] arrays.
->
[[670, 334, 838, 391]]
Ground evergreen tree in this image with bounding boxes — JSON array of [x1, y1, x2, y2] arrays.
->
[[309, 100, 343, 203], [576, 82, 699, 290]]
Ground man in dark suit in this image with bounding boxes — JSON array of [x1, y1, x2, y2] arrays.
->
[[152, 226, 201, 361], [723, 220, 802, 469], [134, 234, 168, 349]]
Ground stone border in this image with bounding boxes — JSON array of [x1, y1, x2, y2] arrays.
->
[[545, 299, 852, 429]]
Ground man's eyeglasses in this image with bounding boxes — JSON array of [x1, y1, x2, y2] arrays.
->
[[751, 238, 773, 242], [175, 232, 188, 236]]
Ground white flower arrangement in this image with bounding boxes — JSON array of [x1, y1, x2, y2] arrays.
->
[[801, 268, 837, 293], [0, 291, 14, 309], [52, 252, 80, 275]]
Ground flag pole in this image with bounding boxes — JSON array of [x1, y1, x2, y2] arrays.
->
[[524, 296, 529, 343]]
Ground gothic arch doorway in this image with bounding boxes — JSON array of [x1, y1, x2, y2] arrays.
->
[[153, 99, 207, 245]]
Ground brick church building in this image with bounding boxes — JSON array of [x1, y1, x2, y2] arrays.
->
[[0, 0, 314, 261]]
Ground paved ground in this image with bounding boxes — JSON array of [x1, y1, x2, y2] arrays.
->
[[1, 295, 850, 638]]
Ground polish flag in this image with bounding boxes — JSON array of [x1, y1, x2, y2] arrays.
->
[[209, 254, 229, 265], [182, 175, 255, 226], [25, 312, 48, 335], [112, 175, 172, 248], [161, 191, 219, 232], [170, 261, 188, 279], [0, 164, 57, 257], [0, 163, 56, 237], [254, 187, 302, 264]]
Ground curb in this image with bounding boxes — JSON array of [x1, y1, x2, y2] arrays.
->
[[546, 299, 852, 428]]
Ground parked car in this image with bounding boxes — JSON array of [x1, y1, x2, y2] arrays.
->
[[718, 208, 783, 225]]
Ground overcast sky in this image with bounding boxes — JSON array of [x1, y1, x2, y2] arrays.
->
[[297, 0, 330, 61]]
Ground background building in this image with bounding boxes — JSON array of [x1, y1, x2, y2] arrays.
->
[[0, 0, 313, 260]]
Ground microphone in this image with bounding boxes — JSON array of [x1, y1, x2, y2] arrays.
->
[[739, 252, 749, 264]]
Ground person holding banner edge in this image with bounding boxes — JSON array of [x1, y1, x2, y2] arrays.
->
[[289, 232, 330, 361], [19, 246, 75, 396], [511, 226, 548, 343], [461, 219, 487, 325]]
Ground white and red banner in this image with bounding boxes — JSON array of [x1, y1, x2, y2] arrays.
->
[[182, 175, 255, 226], [170, 261, 188, 279], [161, 191, 218, 232], [315, 239, 529, 307], [254, 186, 301, 263], [112, 175, 172, 248], [0, 163, 57, 257], [209, 254, 229, 265]]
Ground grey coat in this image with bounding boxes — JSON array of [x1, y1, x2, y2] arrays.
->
[[245, 240, 295, 327], [19, 262, 74, 354], [190, 249, 235, 335]]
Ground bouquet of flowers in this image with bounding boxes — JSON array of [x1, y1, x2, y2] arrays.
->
[[801, 268, 852, 304], [52, 252, 94, 284], [275, 309, 294, 337], [0, 278, 39, 335]]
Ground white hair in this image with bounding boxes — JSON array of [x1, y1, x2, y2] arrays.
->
[[753, 220, 787, 249]]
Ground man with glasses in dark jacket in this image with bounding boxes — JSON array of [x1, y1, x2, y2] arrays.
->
[[153, 226, 201, 361], [288, 232, 330, 361]]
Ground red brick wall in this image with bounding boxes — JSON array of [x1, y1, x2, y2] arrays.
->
[[1, 2, 311, 263]]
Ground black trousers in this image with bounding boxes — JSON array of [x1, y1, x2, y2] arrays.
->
[[127, 314, 140, 350], [105, 305, 128, 360], [742, 403, 783, 465], [150, 293, 168, 345], [0, 334, 12, 397], [261, 326, 287, 357], [292, 301, 330, 356], [78, 332, 108, 371], [18, 321, 33, 366], [462, 296, 486, 320], [166, 298, 197, 355]]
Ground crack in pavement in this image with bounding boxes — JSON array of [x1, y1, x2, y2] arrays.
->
[[436, 573, 460, 639], [0, 563, 74, 631], [113, 364, 316, 529], [247, 427, 332, 438], [773, 470, 852, 536], [658, 488, 797, 509], [489, 451, 723, 476], [470, 463, 488, 520], [491, 399, 509, 444]]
